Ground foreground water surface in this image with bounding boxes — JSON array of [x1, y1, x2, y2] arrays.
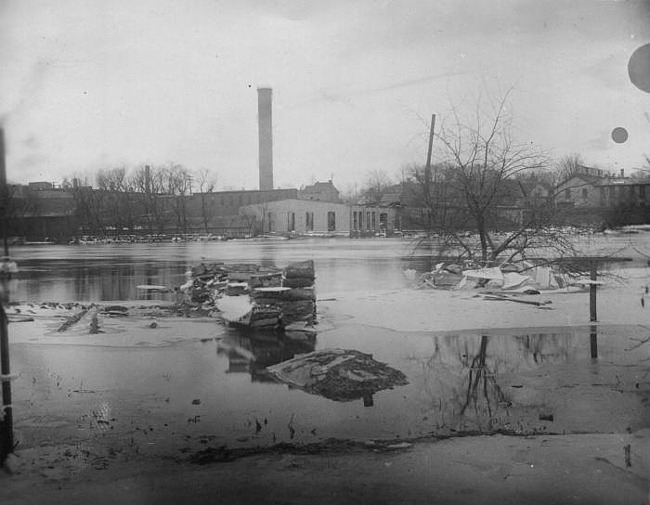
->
[[5, 235, 650, 458]]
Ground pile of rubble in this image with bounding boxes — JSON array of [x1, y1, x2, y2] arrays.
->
[[180, 260, 316, 330], [263, 349, 409, 403], [407, 261, 574, 293], [250, 261, 316, 324]]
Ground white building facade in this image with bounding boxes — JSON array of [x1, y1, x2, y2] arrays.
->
[[240, 199, 397, 236]]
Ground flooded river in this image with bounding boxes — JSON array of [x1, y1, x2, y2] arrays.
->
[[9, 238, 413, 302], [5, 235, 650, 460]]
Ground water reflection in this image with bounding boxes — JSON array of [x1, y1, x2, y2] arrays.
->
[[8, 320, 649, 453], [217, 329, 316, 382], [10, 240, 413, 302], [16, 257, 187, 302], [401, 327, 648, 435], [459, 335, 509, 418], [317, 324, 650, 438], [591, 325, 598, 360], [6, 238, 650, 449]]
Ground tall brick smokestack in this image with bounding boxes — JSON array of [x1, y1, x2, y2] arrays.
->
[[257, 87, 273, 191]]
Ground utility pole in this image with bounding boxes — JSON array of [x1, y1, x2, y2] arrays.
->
[[425, 114, 436, 184], [424, 114, 436, 231], [0, 126, 15, 467]]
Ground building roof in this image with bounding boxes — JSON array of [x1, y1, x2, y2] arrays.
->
[[556, 173, 604, 188], [301, 180, 339, 194], [596, 177, 650, 187]]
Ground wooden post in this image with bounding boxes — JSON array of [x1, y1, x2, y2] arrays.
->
[[0, 305, 12, 465], [0, 127, 13, 465], [590, 324, 598, 359], [589, 261, 597, 322]]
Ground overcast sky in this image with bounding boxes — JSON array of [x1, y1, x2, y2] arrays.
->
[[2, 0, 650, 191]]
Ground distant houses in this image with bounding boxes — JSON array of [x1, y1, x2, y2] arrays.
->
[[8, 165, 650, 242], [555, 171, 650, 209], [555, 173, 604, 208], [6, 179, 399, 241]]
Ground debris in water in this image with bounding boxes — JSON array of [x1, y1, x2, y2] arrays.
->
[[136, 285, 169, 292], [102, 305, 129, 316], [264, 349, 409, 402], [182, 260, 316, 329], [385, 442, 413, 450], [89, 311, 100, 334], [57, 307, 89, 332], [482, 295, 552, 307]]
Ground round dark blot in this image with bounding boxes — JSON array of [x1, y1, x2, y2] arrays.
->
[[628, 43, 650, 93], [611, 127, 629, 144]]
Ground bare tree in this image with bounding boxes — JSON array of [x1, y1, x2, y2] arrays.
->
[[402, 161, 456, 232], [415, 92, 574, 267], [130, 165, 168, 234], [339, 181, 360, 204], [360, 169, 394, 205], [195, 168, 218, 233], [95, 167, 136, 233], [554, 153, 584, 186], [97, 167, 129, 192], [162, 163, 192, 234], [71, 184, 104, 234]]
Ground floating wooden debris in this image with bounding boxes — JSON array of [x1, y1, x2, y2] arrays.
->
[[136, 285, 169, 292], [57, 307, 89, 332], [185, 260, 318, 329], [264, 349, 408, 403]]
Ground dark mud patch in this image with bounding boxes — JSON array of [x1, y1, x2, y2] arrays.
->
[[182, 428, 565, 466], [184, 438, 416, 465]]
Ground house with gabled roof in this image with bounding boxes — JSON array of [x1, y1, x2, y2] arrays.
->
[[555, 173, 605, 208], [298, 180, 341, 203]]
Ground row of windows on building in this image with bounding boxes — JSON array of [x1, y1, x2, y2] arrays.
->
[[352, 210, 388, 231], [264, 209, 390, 233], [265, 211, 337, 232]]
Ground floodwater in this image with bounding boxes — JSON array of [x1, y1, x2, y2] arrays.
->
[[4, 235, 650, 460], [8, 238, 414, 302]]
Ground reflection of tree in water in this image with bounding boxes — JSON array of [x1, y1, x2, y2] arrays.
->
[[519, 332, 574, 364], [412, 330, 576, 433], [459, 336, 509, 418]]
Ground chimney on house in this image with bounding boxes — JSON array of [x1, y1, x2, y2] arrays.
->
[[257, 87, 274, 191]]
